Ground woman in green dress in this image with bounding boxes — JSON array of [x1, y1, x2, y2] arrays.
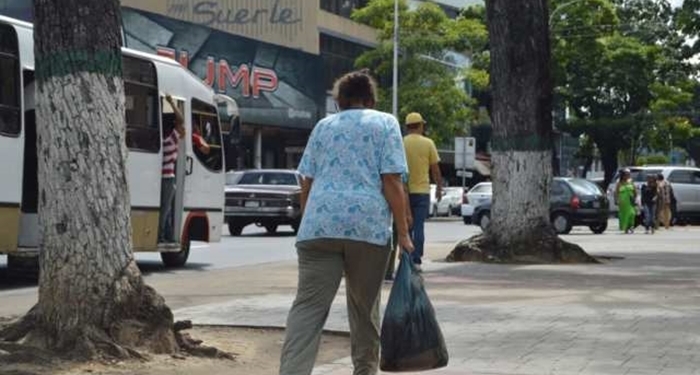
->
[[616, 169, 637, 234]]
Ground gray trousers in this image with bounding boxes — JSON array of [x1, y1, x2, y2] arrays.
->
[[279, 239, 391, 375], [158, 177, 176, 242]]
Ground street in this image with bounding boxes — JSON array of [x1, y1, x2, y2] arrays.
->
[[0, 219, 477, 316], [2, 219, 700, 374]]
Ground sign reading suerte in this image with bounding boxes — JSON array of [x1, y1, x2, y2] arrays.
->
[[185, 0, 302, 26], [454, 137, 476, 170]]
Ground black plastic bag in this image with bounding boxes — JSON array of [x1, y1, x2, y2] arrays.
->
[[380, 252, 449, 372]]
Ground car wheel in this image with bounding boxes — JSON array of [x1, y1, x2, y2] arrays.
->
[[264, 224, 278, 234], [228, 221, 244, 236], [589, 222, 608, 234], [161, 235, 190, 268], [291, 220, 300, 234], [551, 212, 572, 235], [479, 212, 491, 231]]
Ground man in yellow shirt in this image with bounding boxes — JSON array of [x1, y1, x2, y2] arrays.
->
[[404, 112, 442, 270]]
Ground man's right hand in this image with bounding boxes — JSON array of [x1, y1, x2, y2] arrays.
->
[[165, 94, 174, 103]]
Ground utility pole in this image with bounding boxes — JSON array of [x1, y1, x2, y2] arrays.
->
[[392, 0, 399, 119]]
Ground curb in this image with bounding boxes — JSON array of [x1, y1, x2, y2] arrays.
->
[[191, 323, 351, 338]]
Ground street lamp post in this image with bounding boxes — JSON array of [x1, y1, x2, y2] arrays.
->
[[392, 0, 399, 118]]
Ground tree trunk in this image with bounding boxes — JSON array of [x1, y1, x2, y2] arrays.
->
[[0, 0, 186, 359], [600, 146, 619, 188], [582, 157, 593, 179], [687, 137, 700, 167], [448, 0, 594, 264]]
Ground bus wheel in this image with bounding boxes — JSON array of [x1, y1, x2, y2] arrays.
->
[[161, 236, 190, 268]]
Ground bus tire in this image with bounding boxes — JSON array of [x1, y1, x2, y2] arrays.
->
[[161, 236, 190, 268]]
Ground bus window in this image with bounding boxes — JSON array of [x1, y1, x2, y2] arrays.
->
[[191, 98, 223, 172], [0, 24, 20, 137], [123, 56, 159, 152]]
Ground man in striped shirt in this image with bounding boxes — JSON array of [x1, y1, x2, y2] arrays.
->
[[159, 94, 185, 244]]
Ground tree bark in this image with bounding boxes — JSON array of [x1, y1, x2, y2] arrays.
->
[[448, 0, 595, 264], [0, 0, 205, 359], [600, 145, 619, 188]]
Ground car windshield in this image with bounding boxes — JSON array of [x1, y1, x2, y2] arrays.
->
[[631, 169, 662, 183], [567, 179, 603, 195], [238, 172, 298, 185], [470, 184, 492, 194], [225, 172, 243, 186]]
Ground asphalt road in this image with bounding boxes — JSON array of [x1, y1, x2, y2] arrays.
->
[[0, 218, 476, 278]]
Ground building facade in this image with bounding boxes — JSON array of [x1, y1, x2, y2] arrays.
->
[[0, 0, 378, 170]]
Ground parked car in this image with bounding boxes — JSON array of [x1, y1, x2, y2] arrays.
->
[[434, 187, 463, 217], [428, 184, 437, 218], [606, 166, 700, 223], [461, 182, 492, 224], [224, 169, 302, 236], [471, 178, 610, 234]]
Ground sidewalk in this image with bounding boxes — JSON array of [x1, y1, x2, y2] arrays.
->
[[174, 227, 700, 375]]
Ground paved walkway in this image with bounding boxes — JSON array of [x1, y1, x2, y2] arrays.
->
[[174, 226, 700, 375]]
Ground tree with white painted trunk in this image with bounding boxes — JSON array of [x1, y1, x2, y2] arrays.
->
[[0, 0, 227, 359], [448, 0, 595, 264]]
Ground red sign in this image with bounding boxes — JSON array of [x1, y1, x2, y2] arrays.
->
[[156, 46, 279, 98]]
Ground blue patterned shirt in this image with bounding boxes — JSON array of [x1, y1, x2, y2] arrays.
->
[[297, 109, 408, 246]]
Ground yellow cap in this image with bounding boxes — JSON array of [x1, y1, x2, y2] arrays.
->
[[405, 112, 426, 125]]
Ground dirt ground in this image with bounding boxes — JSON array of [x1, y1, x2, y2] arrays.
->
[[0, 326, 350, 375]]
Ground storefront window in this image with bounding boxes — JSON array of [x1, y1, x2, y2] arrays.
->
[[320, 0, 369, 18], [192, 98, 224, 172], [320, 34, 370, 90]]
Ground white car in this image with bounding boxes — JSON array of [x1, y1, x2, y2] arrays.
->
[[461, 182, 492, 224], [606, 166, 700, 223], [434, 187, 463, 217]]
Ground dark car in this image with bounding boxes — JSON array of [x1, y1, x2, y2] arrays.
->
[[224, 169, 303, 236], [472, 178, 610, 234]]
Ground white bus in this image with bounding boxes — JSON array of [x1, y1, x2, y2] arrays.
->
[[0, 15, 228, 269]]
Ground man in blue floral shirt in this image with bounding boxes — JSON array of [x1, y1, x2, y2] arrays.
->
[[279, 70, 413, 375]]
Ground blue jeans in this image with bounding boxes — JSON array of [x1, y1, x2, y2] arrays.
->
[[643, 203, 656, 230], [409, 194, 430, 264]]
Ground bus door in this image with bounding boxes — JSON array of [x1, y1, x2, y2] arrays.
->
[[0, 23, 24, 253], [123, 56, 161, 251], [183, 98, 225, 242], [162, 95, 186, 246], [18, 70, 37, 250]]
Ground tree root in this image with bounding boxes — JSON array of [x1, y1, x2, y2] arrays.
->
[[0, 262, 235, 364], [447, 233, 599, 264], [0, 307, 38, 343], [174, 320, 235, 360]]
